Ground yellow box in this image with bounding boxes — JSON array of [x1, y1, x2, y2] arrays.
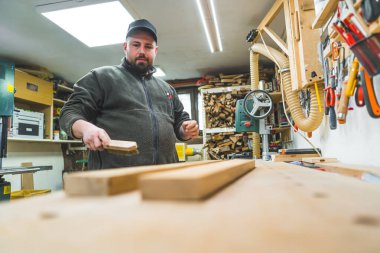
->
[[14, 69, 53, 106]]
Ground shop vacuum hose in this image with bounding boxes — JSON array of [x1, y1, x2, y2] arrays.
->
[[250, 44, 324, 132], [250, 52, 261, 158]]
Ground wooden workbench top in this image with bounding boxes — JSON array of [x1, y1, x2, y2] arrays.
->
[[1, 161, 380, 253]]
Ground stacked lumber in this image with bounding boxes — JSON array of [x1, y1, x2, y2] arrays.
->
[[204, 132, 253, 160], [197, 66, 274, 89], [198, 73, 249, 89], [64, 159, 255, 200], [140, 159, 255, 200], [203, 89, 249, 128]]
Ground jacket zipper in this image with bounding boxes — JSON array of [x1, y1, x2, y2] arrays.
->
[[141, 76, 159, 164]]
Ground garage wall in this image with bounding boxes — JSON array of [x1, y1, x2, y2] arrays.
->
[[291, 76, 380, 167]]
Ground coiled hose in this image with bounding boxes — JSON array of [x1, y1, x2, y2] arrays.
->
[[250, 52, 261, 158], [250, 44, 324, 133]]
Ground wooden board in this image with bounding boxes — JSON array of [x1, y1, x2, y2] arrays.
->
[[1, 161, 380, 253], [302, 157, 338, 163], [64, 160, 220, 196], [104, 140, 138, 154], [315, 162, 380, 178], [272, 153, 320, 162], [312, 0, 339, 29], [140, 159, 255, 200]]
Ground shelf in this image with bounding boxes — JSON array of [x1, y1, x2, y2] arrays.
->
[[53, 98, 66, 106], [201, 85, 251, 94], [312, 0, 339, 29], [369, 17, 380, 34], [204, 127, 236, 134], [8, 137, 82, 144], [272, 127, 291, 132], [57, 84, 74, 93]]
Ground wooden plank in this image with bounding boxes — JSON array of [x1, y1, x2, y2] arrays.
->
[[21, 162, 34, 190], [316, 162, 380, 178], [2, 161, 380, 253], [271, 153, 320, 162], [302, 157, 338, 163], [284, 0, 303, 91], [369, 17, 380, 34], [297, 4, 324, 86], [140, 159, 255, 200], [263, 26, 289, 55], [104, 140, 138, 154], [256, 0, 284, 32], [312, 0, 339, 29], [64, 160, 220, 196]]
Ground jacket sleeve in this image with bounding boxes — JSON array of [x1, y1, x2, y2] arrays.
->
[[170, 86, 191, 141], [59, 71, 104, 138]]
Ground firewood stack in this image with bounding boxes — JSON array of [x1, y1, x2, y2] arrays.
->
[[197, 65, 274, 89], [204, 132, 253, 160], [198, 73, 249, 89], [203, 88, 250, 128]]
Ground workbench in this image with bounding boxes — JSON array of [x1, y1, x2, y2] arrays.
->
[[0, 161, 379, 253]]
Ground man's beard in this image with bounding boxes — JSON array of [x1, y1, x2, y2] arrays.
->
[[133, 58, 151, 74]]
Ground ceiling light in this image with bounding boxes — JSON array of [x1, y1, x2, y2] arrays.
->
[[41, 1, 134, 47], [154, 67, 166, 77], [195, 0, 223, 53]]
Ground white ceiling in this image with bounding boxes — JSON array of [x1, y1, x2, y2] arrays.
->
[[0, 0, 284, 84]]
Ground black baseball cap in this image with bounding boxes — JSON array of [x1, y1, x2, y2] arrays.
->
[[126, 19, 157, 43]]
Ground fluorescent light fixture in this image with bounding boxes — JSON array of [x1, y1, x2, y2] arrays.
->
[[195, 0, 223, 53], [209, 0, 223, 52], [154, 67, 166, 77], [41, 1, 134, 47]]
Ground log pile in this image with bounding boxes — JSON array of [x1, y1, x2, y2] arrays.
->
[[204, 132, 253, 160], [197, 66, 275, 89], [203, 88, 250, 128], [198, 73, 249, 89]]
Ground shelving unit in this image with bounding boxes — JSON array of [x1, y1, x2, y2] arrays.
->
[[12, 69, 78, 143], [14, 69, 53, 140], [57, 84, 74, 93], [200, 70, 292, 160], [52, 82, 74, 141], [203, 127, 236, 134], [53, 98, 66, 106], [201, 85, 251, 160]]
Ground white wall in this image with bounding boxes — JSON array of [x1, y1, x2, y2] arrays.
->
[[2, 141, 64, 191], [291, 76, 380, 167]]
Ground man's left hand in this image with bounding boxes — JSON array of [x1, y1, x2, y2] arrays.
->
[[180, 120, 199, 140]]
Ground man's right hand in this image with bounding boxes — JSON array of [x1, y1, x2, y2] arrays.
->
[[72, 120, 111, 151]]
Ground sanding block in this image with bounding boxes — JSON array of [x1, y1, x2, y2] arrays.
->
[[104, 140, 139, 155]]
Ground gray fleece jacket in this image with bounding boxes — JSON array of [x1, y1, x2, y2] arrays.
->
[[59, 58, 190, 169]]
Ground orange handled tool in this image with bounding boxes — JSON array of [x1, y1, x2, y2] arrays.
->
[[360, 67, 380, 118], [346, 58, 359, 97], [337, 78, 350, 124]]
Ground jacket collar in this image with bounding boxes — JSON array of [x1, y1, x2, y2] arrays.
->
[[121, 57, 156, 79]]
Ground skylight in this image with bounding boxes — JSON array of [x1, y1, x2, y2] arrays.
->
[[42, 1, 134, 47]]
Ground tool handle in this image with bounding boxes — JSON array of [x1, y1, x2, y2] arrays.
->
[[346, 58, 359, 97], [315, 82, 322, 112], [337, 79, 349, 124], [361, 68, 380, 118], [329, 107, 337, 130]]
